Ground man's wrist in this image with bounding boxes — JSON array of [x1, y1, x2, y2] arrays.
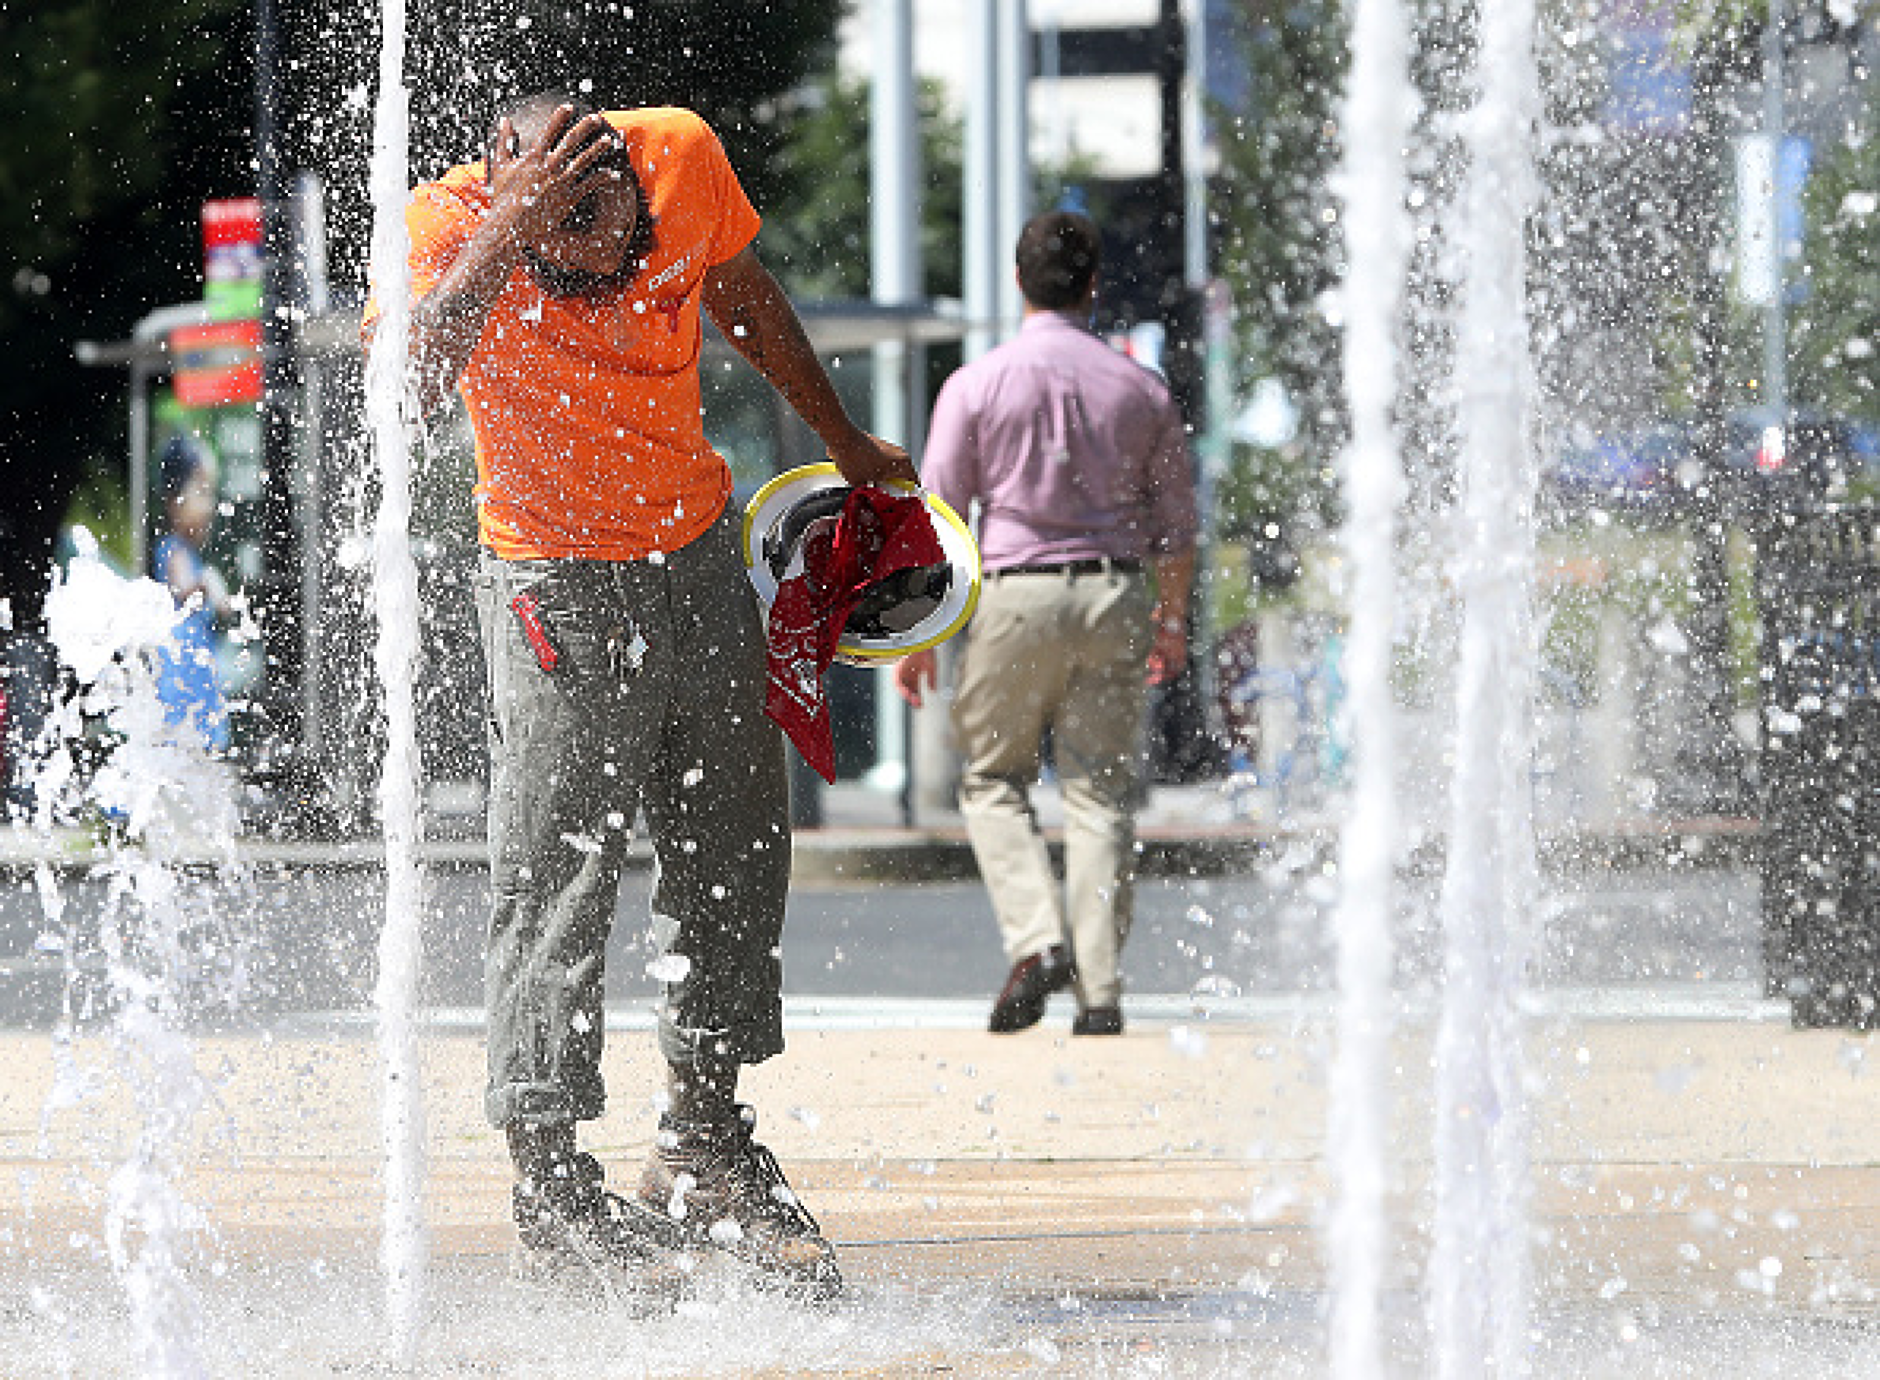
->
[[820, 419, 871, 462]]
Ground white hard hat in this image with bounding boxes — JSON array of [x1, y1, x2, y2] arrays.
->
[[741, 463, 981, 666]]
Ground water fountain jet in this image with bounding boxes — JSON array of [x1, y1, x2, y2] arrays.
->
[[1327, 0, 1414, 1375], [362, 0, 430, 1360]]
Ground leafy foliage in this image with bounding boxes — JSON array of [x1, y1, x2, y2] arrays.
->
[[1212, 4, 1347, 453], [1208, 3, 1347, 543], [1791, 84, 1880, 420], [0, 0, 253, 621], [757, 73, 965, 303]]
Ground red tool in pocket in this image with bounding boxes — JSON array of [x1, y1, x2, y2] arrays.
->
[[510, 591, 562, 673]]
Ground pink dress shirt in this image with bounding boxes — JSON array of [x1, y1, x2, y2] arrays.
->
[[920, 311, 1199, 573]]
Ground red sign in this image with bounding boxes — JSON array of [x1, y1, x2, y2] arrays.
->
[[171, 319, 263, 407], [202, 197, 263, 319]]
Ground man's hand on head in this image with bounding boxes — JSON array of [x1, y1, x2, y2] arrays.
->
[[486, 105, 623, 251], [406, 104, 623, 413]]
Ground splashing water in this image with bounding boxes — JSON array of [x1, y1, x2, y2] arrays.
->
[[34, 530, 239, 1379], [363, 0, 430, 1361], [1327, 0, 1414, 1375], [1430, 1, 1542, 1374]]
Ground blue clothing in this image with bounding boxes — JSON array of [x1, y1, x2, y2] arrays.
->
[[151, 535, 228, 751]]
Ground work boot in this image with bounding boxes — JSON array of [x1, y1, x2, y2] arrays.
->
[[637, 1104, 841, 1299], [512, 1146, 690, 1297]]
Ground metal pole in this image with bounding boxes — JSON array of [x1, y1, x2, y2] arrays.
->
[[1150, 0, 1208, 780], [921, 0, 1001, 820], [993, 0, 1031, 339], [1181, 0, 1208, 291], [292, 174, 330, 802], [1157, 0, 1199, 426], [256, 0, 304, 809], [870, 0, 920, 308], [1182, 0, 1216, 723], [964, 0, 999, 361], [1763, 0, 1788, 420], [871, 0, 921, 804]]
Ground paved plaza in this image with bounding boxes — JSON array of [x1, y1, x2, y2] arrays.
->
[[7, 995, 1880, 1376], [2, 788, 1878, 1374]]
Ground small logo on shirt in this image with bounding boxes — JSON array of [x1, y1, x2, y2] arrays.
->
[[636, 249, 697, 334], [643, 251, 695, 293]]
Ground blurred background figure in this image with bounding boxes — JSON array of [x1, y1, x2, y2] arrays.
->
[[151, 431, 233, 754], [895, 210, 1199, 1039]]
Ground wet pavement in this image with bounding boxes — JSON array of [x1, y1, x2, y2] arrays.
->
[[6, 789, 1879, 1375], [0, 787, 1765, 1026], [5, 997, 1880, 1376]]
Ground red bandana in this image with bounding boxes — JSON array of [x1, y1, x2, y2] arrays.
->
[[764, 488, 944, 782]]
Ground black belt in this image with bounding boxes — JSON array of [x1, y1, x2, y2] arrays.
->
[[992, 557, 1143, 577]]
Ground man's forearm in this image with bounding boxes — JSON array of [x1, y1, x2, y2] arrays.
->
[[409, 216, 528, 413], [1152, 549, 1196, 627], [410, 287, 497, 411], [703, 256, 862, 454], [704, 247, 915, 487]]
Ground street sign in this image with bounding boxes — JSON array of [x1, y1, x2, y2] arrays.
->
[[202, 197, 263, 320], [170, 319, 263, 408]]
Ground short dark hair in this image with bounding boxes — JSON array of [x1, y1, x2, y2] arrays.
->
[[158, 432, 210, 503], [1015, 211, 1100, 311], [486, 90, 628, 180]]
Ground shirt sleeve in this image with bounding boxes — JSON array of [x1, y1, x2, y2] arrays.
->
[[406, 184, 479, 298], [690, 118, 762, 266], [360, 181, 476, 338], [920, 371, 978, 522]]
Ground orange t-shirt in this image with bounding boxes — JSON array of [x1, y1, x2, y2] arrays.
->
[[405, 107, 761, 560]]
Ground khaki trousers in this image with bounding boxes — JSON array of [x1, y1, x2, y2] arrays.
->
[[952, 565, 1152, 1008]]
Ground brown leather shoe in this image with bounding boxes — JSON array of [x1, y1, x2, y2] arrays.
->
[[1072, 1005, 1124, 1036], [987, 945, 1074, 1033]]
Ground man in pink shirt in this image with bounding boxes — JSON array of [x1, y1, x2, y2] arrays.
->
[[895, 210, 1198, 1036]]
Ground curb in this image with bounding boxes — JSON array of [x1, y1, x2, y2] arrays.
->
[[0, 818, 1763, 882]]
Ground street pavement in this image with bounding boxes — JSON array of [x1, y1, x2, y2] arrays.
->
[[0, 781, 1767, 1020], [5, 783, 1880, 1375]]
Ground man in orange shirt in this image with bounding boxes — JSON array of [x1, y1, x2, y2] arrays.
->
[[403, 90, 913, 1297]]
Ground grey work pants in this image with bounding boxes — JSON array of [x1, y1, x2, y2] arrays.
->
[[951, 565, 1153, 1009], [473, 510, 791, 1128]]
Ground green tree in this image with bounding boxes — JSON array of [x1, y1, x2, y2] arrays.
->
[[1209, 3, 1347, 550], [1791, 79, 1879, 421], [1212, 4, 1344, 439], [0, 0, 253, 623], [0, 0, 852, 637], [757, 73, 965, 303], [741, 66, 1105, 307]]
